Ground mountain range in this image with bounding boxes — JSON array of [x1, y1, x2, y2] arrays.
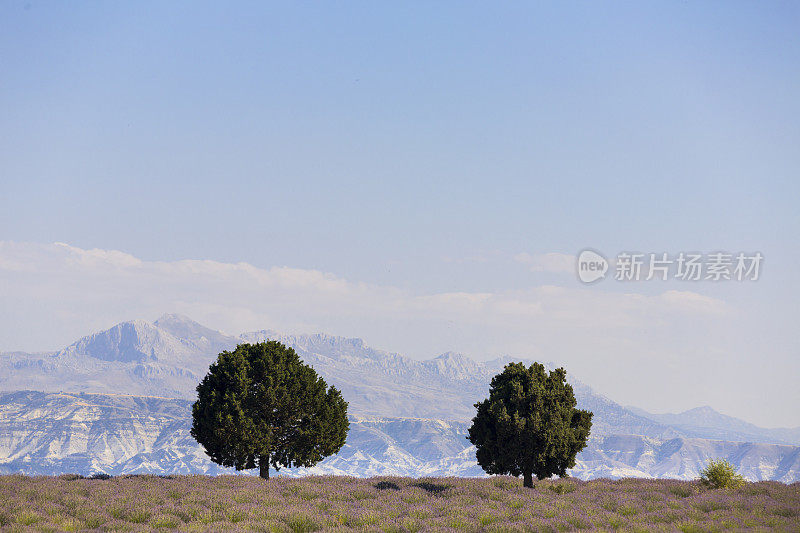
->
[[1, 314, 799, 481]]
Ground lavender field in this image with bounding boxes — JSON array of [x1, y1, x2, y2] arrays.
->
[[1, 475, 799, 532]]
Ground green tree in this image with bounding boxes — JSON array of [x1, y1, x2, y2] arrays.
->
[[191, 341, 348, 479], [700, 458, 746, 489], [468, 362, 592, 488]]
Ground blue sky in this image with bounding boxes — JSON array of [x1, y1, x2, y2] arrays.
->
[[1, 2, 799, 426]]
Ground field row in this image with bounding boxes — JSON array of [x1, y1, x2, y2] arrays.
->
[[1, 475, 798, 532]]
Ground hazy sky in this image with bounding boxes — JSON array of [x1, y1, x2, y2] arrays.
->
[[1, 2, 799, 426]]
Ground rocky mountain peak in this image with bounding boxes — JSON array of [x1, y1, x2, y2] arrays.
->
[[152, 313, 234, 347], [60, 320, 166, 363], [425, 351, 483, 380], [153, 313, 196, 327]]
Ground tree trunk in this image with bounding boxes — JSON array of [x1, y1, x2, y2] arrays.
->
[[259, 456, 270, 480], [523, 470, 533, 488]]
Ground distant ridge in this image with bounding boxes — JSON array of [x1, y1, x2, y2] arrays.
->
[[2, 314, 797, 443], [628, 405, 800, 447], [2, 390, 799, 481], [2, 314, 800, 481]]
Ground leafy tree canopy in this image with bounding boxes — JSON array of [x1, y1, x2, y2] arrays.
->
[[468, 362, 592, 487], [191, 341, 348, 479]]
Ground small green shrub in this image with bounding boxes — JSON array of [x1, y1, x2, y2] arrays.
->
[[699, 459, 746, 489]]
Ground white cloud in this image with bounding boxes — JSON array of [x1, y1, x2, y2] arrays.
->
[[660, 290, 728, 315], [55, 242, 143, 268], [0, 241, 728, 358]]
